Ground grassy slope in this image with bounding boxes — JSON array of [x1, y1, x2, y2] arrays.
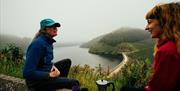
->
[[82, 27, 154, 61]]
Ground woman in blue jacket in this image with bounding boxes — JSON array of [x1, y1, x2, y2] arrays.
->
[[23, 19, 84, 91]]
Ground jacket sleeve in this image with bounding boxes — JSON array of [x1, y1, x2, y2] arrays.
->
[[23, 42, 49, 80], [147, 51, 180, 91]]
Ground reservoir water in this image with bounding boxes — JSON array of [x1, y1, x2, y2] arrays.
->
[[53, 46, 122, 69]]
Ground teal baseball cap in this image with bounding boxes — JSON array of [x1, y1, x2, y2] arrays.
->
[[40, 18, 61, 29]]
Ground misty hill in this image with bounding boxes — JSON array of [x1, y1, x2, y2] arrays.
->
[[0, 34, 83, 53], [81, 27, 154, 60], [0, 34, 31, 53], [81, 27, 150, 47], [80, 35, 104, 48]]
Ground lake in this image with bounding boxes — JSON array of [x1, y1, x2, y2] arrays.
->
[[53, 46, 122, 69]]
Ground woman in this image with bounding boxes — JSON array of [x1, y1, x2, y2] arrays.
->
[[144, 2, 180, 91], [121, 2, 180, 91], [23, 18, 85, 91]]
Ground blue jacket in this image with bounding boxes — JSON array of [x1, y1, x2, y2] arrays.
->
[[23, 34, 55, 80]]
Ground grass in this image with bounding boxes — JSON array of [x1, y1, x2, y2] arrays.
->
[[67, 58, 153, 91], [0, 58, 24, 78], [0, 57, 152, 91], [0, 44, 153, 91], [68, 65, 98, 90]]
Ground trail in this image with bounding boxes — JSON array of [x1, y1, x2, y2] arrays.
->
[[108, 52, 128, 77]]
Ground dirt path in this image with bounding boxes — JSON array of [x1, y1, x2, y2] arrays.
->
[[108, 52, 128, 77]]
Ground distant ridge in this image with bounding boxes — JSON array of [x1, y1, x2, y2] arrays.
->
[[80, 27, 154, 60], [0, 34, 31, 53]]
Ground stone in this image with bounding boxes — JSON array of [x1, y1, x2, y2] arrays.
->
[[0, 74, 71, 91]]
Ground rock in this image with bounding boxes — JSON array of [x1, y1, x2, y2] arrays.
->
[[0, 74, 71, 91]]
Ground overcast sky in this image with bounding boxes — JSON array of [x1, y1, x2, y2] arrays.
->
[[0, 0, 176, 43]]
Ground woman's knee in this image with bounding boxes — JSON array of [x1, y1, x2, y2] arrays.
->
[[65, 58, 71, 65], [55, 58, 71, 66], [71, 79, 79, 86], [61, 58, 72, 65]]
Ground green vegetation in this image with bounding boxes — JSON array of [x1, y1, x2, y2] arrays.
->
[[78, 27, 154, 90], [0, 44, 24, 78], [80, 35, 104, 48], [81, 27, 155, 61], [0, 34, 30, 78], [0, 44, 153, 91], [67, 59, 153, 91], [113, 59, 153, 89], [0, 34, 31, 53], [68, 65, 98, 90], [99, 27, 149, 46], [1, 28, 154, 90]]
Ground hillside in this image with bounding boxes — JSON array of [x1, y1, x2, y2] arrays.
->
[[0, 34, 31, 53], [81, 27, 155, 60], [80, 35, 104, 48]]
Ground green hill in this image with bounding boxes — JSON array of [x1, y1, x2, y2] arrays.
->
[[81, 27, 155, 60], [80, 35, 104, 48], [0, 34, 31, 54]]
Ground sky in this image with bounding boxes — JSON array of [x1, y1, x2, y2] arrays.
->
[[0, 0, 177, 43]]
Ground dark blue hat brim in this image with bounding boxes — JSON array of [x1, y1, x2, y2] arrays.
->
[[53, 23, 61, 27]]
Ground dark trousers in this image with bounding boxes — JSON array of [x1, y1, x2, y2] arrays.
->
[[27, 59, 80, 91], [120, 86, 147, 91]]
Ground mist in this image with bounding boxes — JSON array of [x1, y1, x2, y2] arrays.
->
[[0, 0, 174, 43]]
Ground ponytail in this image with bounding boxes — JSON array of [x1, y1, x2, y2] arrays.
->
[[33, 29, 45, 40]]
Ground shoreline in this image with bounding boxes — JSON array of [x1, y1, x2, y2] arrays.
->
[[109, 52, 128, 77]]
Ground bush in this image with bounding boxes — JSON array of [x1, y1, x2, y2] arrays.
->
[[68, 58, 153, 91], [0, 44, 153, 91], [0, 44, 23, 63], [68, 64, 99, 91], [0, 44, 24, 78], [113, 59, 153, 90]]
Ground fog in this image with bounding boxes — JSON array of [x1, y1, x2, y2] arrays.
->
[[0, 0, 174, 43]]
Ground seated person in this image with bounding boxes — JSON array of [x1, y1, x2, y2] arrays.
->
[[23, 18, 88, 91]]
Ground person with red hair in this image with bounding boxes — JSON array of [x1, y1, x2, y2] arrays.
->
[[121, 2, 180, 91]]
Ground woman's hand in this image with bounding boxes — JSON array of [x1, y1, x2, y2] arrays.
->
[[49, 65, 60, 78]]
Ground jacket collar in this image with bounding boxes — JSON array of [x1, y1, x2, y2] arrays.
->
[[157, 37, 171, 48], [40, 34, 56, 45]]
